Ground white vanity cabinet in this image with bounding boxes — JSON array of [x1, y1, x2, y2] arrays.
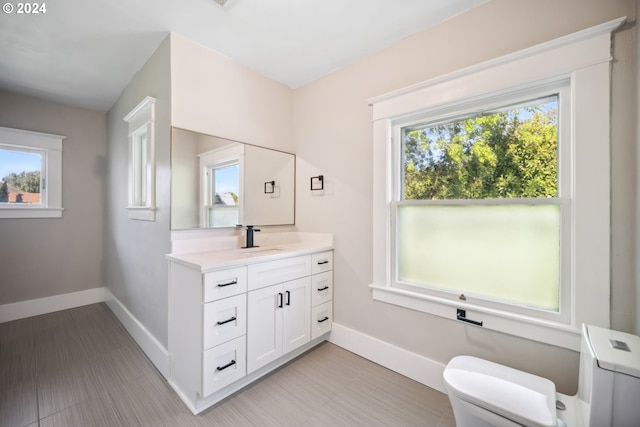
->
[[167, 245, 333, 414]]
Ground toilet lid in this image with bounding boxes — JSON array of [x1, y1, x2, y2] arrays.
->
[[443, 356, 557, 427]]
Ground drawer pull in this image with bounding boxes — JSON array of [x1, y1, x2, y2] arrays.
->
[[217, 280, 238, 288], [216, 360, 236, 371], [216, 316, 237, 326], [317, 286, 329, 291], [317, 260, 329, 265], [318, 316, 330, 323]]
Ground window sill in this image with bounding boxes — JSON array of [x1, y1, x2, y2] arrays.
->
[[0, 207, 63, 219], [370, 283, 581, 351], [127, 206, 156, 221]]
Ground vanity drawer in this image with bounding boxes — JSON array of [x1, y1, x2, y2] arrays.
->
[[203, 294, 247, 350], [311, 301, 333, 340], [311, 251, 333, 275], [247, 255, 311, 291], [204, 266, 248, 302], [202, 336, 246, 397], [311, 271, 333, 307]]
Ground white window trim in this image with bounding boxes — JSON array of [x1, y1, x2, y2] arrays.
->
[[0, 126, 65, 219], [391, 84, 572, 325], [124, 96, 156, 221], [369, 17, 625, 351]]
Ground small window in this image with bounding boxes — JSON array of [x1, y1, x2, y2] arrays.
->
[[199, 143, 244, 228], [0, 126, 65, 219], [205, 161, 240, 227], [124, 97, 156, 221]]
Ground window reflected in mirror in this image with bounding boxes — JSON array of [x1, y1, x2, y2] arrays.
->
[[171, 128, 295, 230]]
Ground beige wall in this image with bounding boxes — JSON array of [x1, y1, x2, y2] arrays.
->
[[293, 0, 637, 394], [170, 33, 294, 154], [0, 91, 106, 304]]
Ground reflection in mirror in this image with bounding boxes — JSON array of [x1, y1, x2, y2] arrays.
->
[[171, 128, 295, 230]]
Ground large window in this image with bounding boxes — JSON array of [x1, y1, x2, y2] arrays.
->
[[393, 91, 569, 322], [0, 126, 65, 218], [369, 19, 622, 350]]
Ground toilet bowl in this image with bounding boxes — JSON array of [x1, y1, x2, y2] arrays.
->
[[443, 324, 640, 427]]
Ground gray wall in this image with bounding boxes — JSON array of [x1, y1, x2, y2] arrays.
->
[[0, 91, 106, 304], [293, 0, 637, 395], [105, 36, 172, 347]]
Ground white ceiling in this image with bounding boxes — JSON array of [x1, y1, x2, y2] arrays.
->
[[0, 0, 486, 112]]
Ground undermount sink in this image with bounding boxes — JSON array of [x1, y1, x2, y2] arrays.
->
[[241, 247, 284, 256]]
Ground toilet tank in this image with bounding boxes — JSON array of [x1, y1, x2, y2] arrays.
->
[[577, 324, 640, 427]]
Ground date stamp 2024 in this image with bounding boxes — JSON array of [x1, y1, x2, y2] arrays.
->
[[3, 2, 47, 14]]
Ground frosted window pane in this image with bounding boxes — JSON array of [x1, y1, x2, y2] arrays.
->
[[208, 207, 239, 228], [397, 204, 560, 311]]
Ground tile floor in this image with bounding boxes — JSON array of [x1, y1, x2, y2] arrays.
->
[[0, 303, 455, 426]]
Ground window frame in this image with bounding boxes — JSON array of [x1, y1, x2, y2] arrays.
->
[[124, 96, 156, 221], [0, 126, 65, 219], [368, 18, 623, 351], [198, 144, 244, 228], [390, 84, 572, 324]]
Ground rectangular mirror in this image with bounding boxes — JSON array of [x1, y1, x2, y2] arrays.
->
[[171, 128, 295, 230]]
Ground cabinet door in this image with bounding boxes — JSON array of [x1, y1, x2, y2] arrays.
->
[[282, 277, 311, 354], [247, 284, 282, 373]]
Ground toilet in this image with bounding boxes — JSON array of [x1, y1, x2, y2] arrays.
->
[[443, 324, 640, 426]]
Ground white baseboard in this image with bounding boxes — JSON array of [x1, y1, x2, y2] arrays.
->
[[104, 289, 170, 379], [329, 323, 447, 394], [0, 287, 107, 323]]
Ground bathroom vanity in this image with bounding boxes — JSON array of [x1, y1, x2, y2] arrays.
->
[[167, 233, 333, 414]]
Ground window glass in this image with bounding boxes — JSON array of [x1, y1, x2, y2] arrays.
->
[[131, 129, 149, 207], [402, 95, 558, 200], [0, 146, 43, 205], [206, 162, 239, 227], [396, 94, 563, 312], [397, 204, 560, 310], [211, 164, 239, 206]]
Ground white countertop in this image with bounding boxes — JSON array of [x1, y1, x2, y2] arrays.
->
[[167, 234, 333, 272]]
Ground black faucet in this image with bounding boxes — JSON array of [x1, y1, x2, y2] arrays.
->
[[242, 225, 260, 248]]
